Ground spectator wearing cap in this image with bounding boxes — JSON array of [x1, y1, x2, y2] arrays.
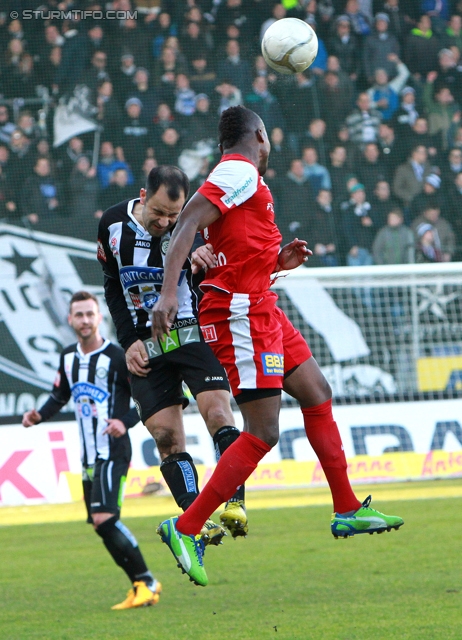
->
[[409, 172, 445, 219], [117, 97, 151, 176], [434, 48, 462, 107], [414, 222, 443, 262], [423, 70, 460, 151], [411, 199, 455, 261], [392, 86, 420, 140], [393, 143, 433, 208], [363, 12, 401, 83], [366, 56, 410, 122], [341, 182, 379, 269], [327, 16, 361, 81], [404, 14, 440, 80]]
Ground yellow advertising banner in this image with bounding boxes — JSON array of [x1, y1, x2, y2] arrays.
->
[[63, 450, 462, 502]]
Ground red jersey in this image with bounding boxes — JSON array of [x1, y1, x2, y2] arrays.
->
[[198, 154, 282, 294]]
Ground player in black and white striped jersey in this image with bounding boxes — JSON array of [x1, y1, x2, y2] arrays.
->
[[97, 166, 248, 542], [22, 291, 161, 610]]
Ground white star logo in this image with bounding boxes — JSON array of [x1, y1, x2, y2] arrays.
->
[[416, 284, 459, 319]]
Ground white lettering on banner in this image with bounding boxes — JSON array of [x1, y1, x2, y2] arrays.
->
[[3, 399, 462, 505]]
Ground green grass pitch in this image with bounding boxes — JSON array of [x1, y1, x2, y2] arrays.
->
[[1, 490, 461, 640]]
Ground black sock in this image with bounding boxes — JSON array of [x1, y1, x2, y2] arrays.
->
[[160, 452, 199, 510], [96, 515, 152, 584], [213, 426, 245, 503]]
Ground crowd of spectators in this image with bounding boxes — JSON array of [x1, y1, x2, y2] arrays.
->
[[1, 0, 462, 264]]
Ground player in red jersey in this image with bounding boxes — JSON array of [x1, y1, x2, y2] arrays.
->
[[153, 106, 404, 586]]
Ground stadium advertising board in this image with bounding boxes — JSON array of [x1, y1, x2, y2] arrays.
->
[[1, 400, 461, 506]]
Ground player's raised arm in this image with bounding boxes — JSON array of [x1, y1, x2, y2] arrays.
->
[[151, 192, 220, 338]]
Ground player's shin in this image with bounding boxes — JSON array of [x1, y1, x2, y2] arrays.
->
[[177, 431, 271, 535], [301, 400, 361, 514], [95, 515, 154, 585]]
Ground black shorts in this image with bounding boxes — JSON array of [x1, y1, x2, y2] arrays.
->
[[130, 340, 230, 423], [82, 457, 129, 524]]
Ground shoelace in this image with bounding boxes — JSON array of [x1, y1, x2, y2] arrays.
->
[[193, 535, 205, 566]]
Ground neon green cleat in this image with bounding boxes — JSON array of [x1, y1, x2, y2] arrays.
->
[[220, 500, 248, 538], [157, 516, 208, 586], [200, 519, 227, 546], [331, 495, 404, 539]]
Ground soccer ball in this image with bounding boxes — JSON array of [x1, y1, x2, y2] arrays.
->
[[261, 18, 318, 75]]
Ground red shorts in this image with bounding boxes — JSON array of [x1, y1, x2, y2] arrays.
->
[[199, 289, 312, 397]]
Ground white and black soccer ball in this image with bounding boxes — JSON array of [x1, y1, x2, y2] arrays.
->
[[261, 18, 318, 75]]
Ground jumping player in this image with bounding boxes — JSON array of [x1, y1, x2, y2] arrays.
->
[[152, 106, 404, 586], [23, 291, 161, 610], [97, 166, 248, 542]]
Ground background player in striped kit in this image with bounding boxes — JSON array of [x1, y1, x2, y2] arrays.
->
[[97, 166, 247, 542], [22, 291, 160, 610]]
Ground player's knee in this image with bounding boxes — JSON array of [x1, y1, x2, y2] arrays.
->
[[94, 513, 119, 537], [204, 405, 234, 432], [152, 427, 182, 455]]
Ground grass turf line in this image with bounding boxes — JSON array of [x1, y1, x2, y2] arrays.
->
[[1, 490, 461, 639]]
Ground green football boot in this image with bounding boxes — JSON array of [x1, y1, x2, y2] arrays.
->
[[157, 516, 208, 586], [220, 500, 248, 538], [331, 495, 404, 539]]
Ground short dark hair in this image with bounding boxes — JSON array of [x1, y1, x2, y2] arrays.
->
[[69, 290, 99, 311], [218, 105, 258, 149], [145, 165, 189, 202]]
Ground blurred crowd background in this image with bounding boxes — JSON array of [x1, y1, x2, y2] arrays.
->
[[1, 0, 462, 267]]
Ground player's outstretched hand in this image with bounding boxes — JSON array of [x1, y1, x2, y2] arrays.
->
[[125, 340, 152, 377], [22, 409, 42, 427], [152, 293, 178, 340], [277, 238, 312, 271], [191, 243, 217, 274], [103, 419, 127, 437]]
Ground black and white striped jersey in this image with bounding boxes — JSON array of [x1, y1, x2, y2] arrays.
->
[[39, 340, 135, 467], [97, 198, 198, 351]]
